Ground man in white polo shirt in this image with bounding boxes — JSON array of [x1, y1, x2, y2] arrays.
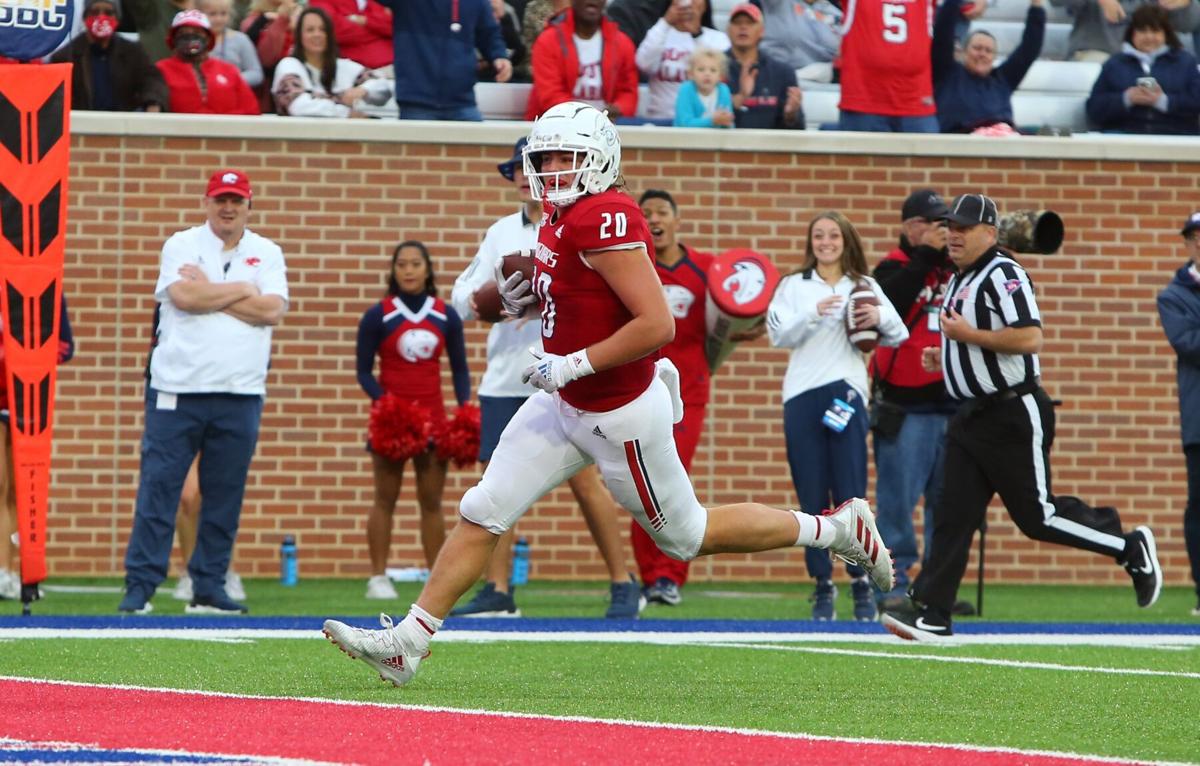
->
[[119, 169, 288, 615]]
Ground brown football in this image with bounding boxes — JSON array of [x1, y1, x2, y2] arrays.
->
[[845, 278, 880, 353], [473, 280, 504, 323], [500, 250, 536, 284]]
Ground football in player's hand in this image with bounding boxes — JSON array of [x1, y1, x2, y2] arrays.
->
[[500, 250, 536, 284], [473, 281, 504, 323], [845, 278, 880, 353]]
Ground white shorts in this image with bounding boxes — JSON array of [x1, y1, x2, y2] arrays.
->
[[460, 364, 707, 561]]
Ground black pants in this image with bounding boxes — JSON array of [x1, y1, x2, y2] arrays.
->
[[1183, 445, 1200, 595], [913, 387, 1128, 613]]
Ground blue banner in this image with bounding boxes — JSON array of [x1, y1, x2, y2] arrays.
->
[[0, 0, 74, 61]]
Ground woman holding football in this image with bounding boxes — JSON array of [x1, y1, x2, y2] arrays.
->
[[767, 211, 908, 621]]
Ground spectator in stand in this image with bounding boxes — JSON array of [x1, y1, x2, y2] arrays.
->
[[308, 0, 394, 71], [1050, 0, 1200, 62], [758, 0, 841, 73], [636, 0, 729, 122], [674, 46, 734, 127], [526, 0, 638, 120], [157, 10, 261, 114], [377, 0, 511, 121], [127, 0, 194, 62], [519, 0, 569, 80], [1086, 4, 1200, 134], [838, 0, 939, 132], [479, 0, 527, 82], [933, 0, 1045, 134], [51, 0, 169, 112], [607, 0, 669, 45], [200, 0, 263, 87], [272, 7, 392, 118], [767, 212, 908, 621], [241, 0, 300, 110], [725, 3, 804, 129]]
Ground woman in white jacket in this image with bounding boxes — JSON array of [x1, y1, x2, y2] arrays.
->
[[767, 211, 908, 622], [635, 0, 730, 121], [271, 6, 390, 118]]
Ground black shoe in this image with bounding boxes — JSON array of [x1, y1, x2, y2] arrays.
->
[[1121, 526, 1162, 608], [951, 599, 976, 617], [880, 605, 953, 641], [850, 578, 877, 622], [117, 585, 154, 614], [449, 582, 521, 617]]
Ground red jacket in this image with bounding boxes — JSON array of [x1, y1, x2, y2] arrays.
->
[[524, 9, 638, 120], [309, 0, 393, 71], [156, 57, 260, 115]]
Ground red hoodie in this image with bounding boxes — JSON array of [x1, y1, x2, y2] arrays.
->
[[524, 8, 638, 121], [157, 57, 260, 115]]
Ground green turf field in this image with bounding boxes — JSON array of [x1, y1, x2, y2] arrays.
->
[[2, 578, 1199, 763]]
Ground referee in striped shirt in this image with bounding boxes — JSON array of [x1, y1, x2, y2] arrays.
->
[[881, 194, 1164, 641]]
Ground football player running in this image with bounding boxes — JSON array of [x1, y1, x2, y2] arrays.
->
[[323, 102, 895, 688]]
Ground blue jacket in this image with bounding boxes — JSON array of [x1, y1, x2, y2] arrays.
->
[[1086, 46, 1200, 135], [725, 49, 805, 130], [932, 0, 1044, 132], [674, 80, 734, 128], [376, 0, 507, 110], [1160, 264, 1200, 446]]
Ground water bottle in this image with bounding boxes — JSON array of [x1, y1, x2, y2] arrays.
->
[[280, 535, 298, 586], [510, 537, 530, 587]]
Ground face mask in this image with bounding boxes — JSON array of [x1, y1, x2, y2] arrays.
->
[[85, 14, 117, 41], [174, 32, 208, 58]]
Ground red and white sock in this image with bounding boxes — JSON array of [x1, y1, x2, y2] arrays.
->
[[397, 604, 442, 655], [792, 510, 837, 548]]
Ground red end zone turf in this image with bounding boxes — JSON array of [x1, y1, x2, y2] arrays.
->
[[2, 678, 1131, 766]]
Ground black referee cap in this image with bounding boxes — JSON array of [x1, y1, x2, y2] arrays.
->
[[942, 194, 998, 227]]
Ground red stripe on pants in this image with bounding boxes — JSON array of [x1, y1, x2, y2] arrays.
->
[[632, 404, 704, 586]]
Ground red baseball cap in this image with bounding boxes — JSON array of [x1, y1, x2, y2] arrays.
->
[[206, 169, 252, 199], [729, 3, 763, 22]]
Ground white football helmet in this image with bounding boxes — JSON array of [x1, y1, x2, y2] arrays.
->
[[523, 102, 621, 207]]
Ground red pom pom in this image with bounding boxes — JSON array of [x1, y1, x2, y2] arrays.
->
[[368, 394, 432, 462], [435, 403, 481, 468]]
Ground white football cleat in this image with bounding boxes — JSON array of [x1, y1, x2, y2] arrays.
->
[[826, 498, 894, 592], [171, 575, 193, 602], [323, 613, 428, 688]]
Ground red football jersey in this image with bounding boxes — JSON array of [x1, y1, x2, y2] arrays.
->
[[376, 295, 450, 419], [534, 189, 657, 412], [657, 245, 712, 408], [838, 0, 936, 117]]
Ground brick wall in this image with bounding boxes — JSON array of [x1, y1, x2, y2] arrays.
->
[[43, 116, 1199, 588]]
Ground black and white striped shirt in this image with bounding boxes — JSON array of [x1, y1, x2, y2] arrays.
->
[[942, 248, 1041, 400]]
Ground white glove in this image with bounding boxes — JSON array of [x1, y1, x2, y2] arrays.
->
[[495, 260, 538, 318], [521, 347, 595, 393]]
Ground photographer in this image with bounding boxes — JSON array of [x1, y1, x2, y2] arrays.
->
[[1085, 3, 1200, 135], [870, 190, 963, 611]]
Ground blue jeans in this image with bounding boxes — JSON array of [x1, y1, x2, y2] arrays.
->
[[838, 111, 940, 133], [872, 410, 950, 589], [398, 103, 484, 121], [783, 380, 869, 581], [479, 395, 528, 463], [124, 391, 263, 600]]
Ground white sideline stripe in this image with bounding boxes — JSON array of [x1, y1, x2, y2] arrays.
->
[[708, 642, 1200, 680], [1, 627, 1198, 649], [2, 676, 1189, 766]]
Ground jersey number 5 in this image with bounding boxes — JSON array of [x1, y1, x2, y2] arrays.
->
[[882, 3, 907, 43], [533, 271, 556, 338], [599, 212, 627, 240]]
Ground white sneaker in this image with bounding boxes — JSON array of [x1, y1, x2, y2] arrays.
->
[[365, 574, 399, 600], [172, 575, 193, 602], [0, 569, 18, 600], [826, 498, 895, 592], [225, 571, 246, 601], [323, 613, 428, 687]]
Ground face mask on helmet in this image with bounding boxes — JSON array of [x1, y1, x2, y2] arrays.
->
[[522, 102, 621, 208]]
